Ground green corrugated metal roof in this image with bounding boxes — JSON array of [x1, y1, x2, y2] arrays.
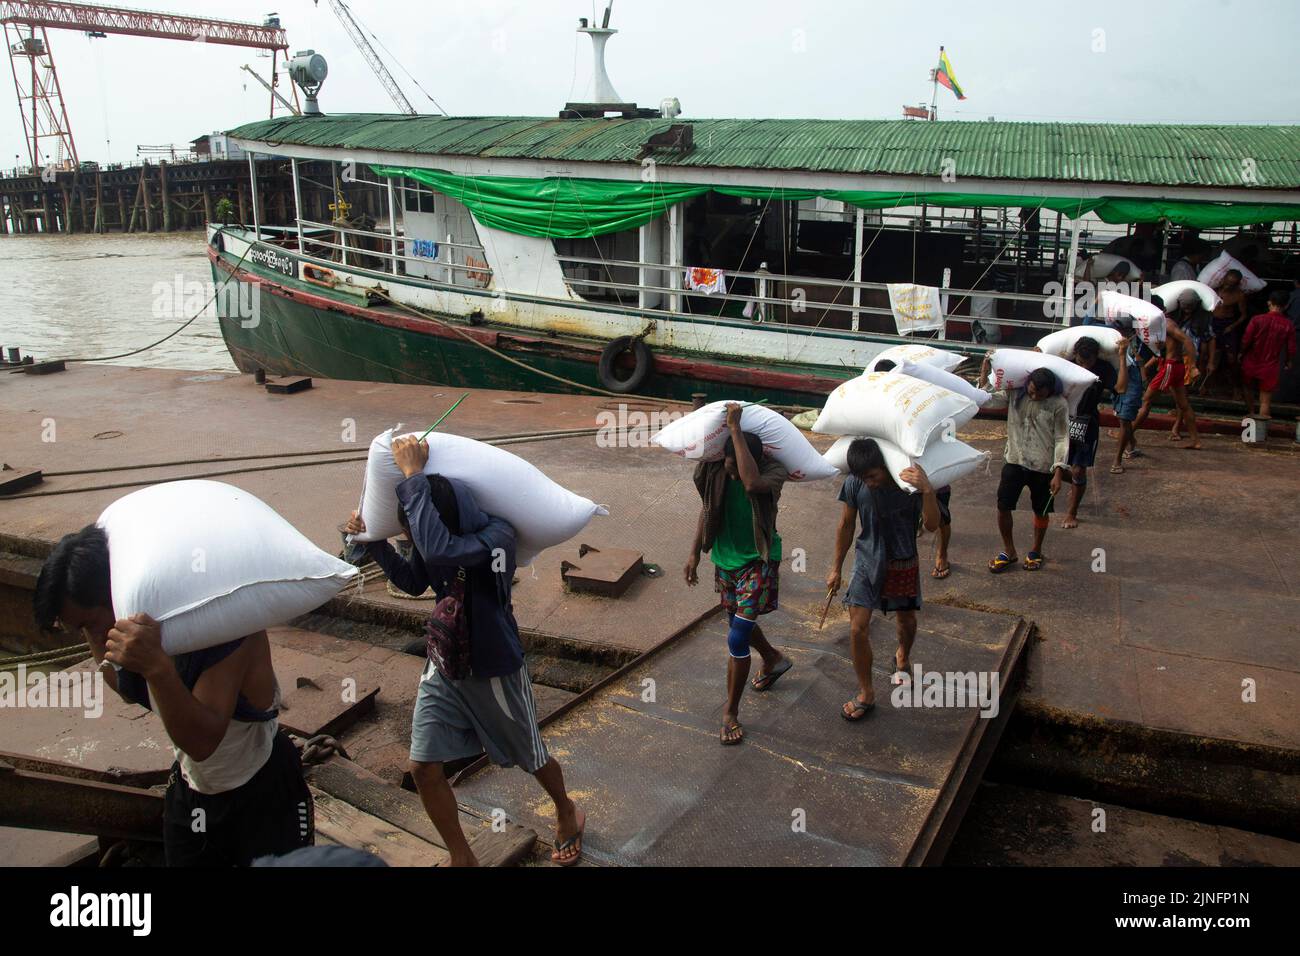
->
[[227, 114, 1300, 190]]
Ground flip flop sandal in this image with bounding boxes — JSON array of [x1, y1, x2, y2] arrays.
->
[[931, 565, 951, 579], [551, 824, 585, 867], [751, 658, 793, 692], [1023, 552, 1045, 571], [1109, 465, 1125, 474], [841, 698, 875, 721], [989, 552, 1016, 574], [720, 722, 745, 745]]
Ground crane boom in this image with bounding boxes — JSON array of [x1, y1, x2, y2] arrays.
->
[[242, 64, 300, 116], [318, 0, 415, 115], [2, 1, 292, 171], [0, 2, 288, 49]]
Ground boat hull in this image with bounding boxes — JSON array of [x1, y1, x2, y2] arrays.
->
[[208, 244, 858, 406]]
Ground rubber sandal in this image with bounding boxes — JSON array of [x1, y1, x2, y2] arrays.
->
[[841, 698, 875, 721], [1109, 464, 1124, 474], [988, 552, 1016, 574], [931, 564, 951, 580], [551, 816, 585, 867], [720, 721, 744, 745], [1023, 552, 1044, 571], [751, 658, 793, 692]]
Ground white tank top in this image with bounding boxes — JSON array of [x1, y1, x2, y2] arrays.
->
[[176, 680, 281, 795]]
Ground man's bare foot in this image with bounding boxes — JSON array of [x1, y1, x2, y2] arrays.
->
[[1061, 515, 1079, 529], [1169, 431, 1183, 441], [551, 804, 585, 866], [751, 655, 792, 691], [1180, 441, 1202, 450], [841, 692, 874, 720], [720, 715, 744, 745], [892, 652, 911, 684]]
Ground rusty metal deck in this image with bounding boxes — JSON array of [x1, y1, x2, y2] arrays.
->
[[455, 582, 1030, 867]]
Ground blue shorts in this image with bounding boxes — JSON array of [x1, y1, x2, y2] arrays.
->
[[1112, 364, 1143, 421]]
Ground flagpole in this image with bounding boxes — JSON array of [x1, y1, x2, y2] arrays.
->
[[930, 45, 942, 121]]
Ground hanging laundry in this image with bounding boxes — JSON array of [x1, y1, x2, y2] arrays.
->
[[685, 266, 727, 295], [886, 283, 945, 336]]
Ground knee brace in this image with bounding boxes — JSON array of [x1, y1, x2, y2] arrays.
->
[[1032, 514, 1051, 530], [727, 614, 756, 658]]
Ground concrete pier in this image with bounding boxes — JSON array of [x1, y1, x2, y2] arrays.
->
[[1, 364, 1296, 863]]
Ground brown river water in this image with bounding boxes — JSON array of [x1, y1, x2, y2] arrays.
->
[[0, 231, 235, 371]]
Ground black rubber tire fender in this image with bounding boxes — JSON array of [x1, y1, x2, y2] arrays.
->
[[597, 335, 653, 393]]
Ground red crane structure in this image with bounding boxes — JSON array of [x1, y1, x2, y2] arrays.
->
[[1, 1, 291, 172]]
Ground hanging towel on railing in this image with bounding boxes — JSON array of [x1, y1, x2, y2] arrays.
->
[[685, 267, 727, 295], [886, 283, 945, 335]]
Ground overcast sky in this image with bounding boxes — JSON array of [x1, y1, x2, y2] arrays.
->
[[3, 0, 1297, 168]]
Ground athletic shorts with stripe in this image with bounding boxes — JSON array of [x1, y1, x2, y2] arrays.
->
[[409, 661, 550, 774]]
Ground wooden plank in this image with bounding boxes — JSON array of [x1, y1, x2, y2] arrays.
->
[[309, 785, 447, 867], [307, 757, 537, 867]]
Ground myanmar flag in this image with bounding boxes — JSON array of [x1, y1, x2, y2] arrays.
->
[[936, 48, 966, 100]]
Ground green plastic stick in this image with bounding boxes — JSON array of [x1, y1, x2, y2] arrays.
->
[[418, 392, 469, 440]]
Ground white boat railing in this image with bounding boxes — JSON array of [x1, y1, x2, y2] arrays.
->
[[231, 219, 1075, 339], [292, 217, 492, 280]]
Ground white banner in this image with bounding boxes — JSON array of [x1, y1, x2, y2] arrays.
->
[[886, 283, 945, 336]]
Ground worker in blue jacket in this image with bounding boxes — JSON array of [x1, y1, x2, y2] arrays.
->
[[344, 435, 585, 866]]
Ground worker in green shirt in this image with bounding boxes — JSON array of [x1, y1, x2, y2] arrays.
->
[[684, 403, 794, 745]]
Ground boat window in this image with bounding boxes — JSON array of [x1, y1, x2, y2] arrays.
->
[[403, 178, 435, 214], [554, 229, 640, 306]]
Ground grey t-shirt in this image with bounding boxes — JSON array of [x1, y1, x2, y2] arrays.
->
[[838, 475, 921, 601]]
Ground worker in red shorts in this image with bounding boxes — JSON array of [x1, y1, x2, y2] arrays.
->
[[1132, 296, 1202, 450], [1240, 290, 1297, 419]]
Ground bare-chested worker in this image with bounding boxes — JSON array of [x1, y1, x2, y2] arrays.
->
[[1203, 269, 1250, 397], [1131, 296, 1202, 450]]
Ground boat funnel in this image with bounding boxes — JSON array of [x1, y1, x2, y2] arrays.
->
[[578, 3, 622, 105]]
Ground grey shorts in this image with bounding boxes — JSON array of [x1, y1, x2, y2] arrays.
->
[[409, 661, 549, 773]]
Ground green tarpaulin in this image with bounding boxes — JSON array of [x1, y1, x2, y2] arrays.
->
[[373, 165, 1300, 239]]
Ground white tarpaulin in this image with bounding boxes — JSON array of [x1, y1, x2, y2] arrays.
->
[[886, 283, 945, 336]]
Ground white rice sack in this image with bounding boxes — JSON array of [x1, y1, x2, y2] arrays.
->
[[985, 349, 1100, 415], [896, 360, 991, 407], [98, 480, 359, 656], [354, 429, 608, 565], [1152, 279, 1220, 313], [823, 435, 988, 492], [1198, 251, 1266, 293], [812, 371, 979, 457], [1097, 290, 1167, 348], [865, 343, 966, 374], [1036, 325, 1125, 373], [1073, 253, 1141, 281], [650, 401, 838, 481]]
